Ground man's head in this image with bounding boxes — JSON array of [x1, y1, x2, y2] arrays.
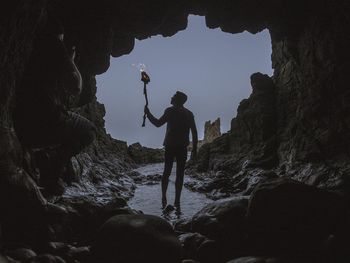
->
[[171, 91, 187, 107]]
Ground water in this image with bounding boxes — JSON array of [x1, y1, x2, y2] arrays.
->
[[128, 162, 213, 221]]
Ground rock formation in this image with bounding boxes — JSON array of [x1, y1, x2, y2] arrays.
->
[[189, 118, 221, 150], [128, 142, 164, 164], [203, 118, 221, 144], [1, 0, 350, 261]]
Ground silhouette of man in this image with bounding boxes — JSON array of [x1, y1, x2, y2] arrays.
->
[[145, 91, 198, 208]]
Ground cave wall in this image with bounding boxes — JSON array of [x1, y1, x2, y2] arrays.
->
[[0, 0, 350, 244]]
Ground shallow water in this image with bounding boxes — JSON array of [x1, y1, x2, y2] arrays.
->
[[128, 162, 213, 221]]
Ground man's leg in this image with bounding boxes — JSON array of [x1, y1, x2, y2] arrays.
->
[[174, 147, 188, 207], [162, 147, 174, 208]]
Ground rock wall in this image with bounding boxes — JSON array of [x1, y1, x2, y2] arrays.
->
[[188, 1, 350, 194]]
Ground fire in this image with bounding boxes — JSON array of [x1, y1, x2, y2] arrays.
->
[[132, 63, 146, 72]]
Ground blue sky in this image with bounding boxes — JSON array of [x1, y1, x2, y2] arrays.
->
[[96, 15, 273, 148]]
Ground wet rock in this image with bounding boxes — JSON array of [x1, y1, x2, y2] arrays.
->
[[197, 239, 221, 263], [92, 214, 182, 263], [0, 255, 14, 263], [29, 254, 66, 263], [55, 194, 137, 241], [186, 167, 275, 199], [6, 248, 37, 261], [128, 170, 162, 185], [226, 257, 276, 263], [128, 142, 164, 164], [178, 232, 209, 260], [66, 246, 90, 261], [45, 242, 90, 262], [247, 178, 348, 254], [176, 196, 249, 260], [191, 197, 248, 242]]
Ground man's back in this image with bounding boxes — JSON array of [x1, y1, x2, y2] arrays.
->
[[163, 106, 194, 148]]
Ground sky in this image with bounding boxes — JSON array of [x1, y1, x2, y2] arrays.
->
[[96, 15, 273, 148]]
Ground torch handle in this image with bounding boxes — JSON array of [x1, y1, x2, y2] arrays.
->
[[142, 82, 148, 127]]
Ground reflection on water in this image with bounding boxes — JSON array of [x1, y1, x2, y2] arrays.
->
[[128, 163, 212, 222]]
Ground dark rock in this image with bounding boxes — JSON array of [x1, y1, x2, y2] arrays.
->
[[190, 197, 248, 243], [0, 255, 13, 263], [45, 242, 90, 262], [197, 239, 221, 263], [178, 232, 209, 260], [247, 178, 348, 254], [128, 142, 164, 164], [92, 214, 182, 263], [176, 197, 249, 260], [55, 195, 136, 241], [226, 258, 276, 263], [6, 248, 37, 261], [29, 254, 66, 263]]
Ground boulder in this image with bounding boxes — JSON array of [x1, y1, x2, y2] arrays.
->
[[92, 214, 182, 263], [6, 248, 36, 261], [128, 142, 164, 164], [190, 196, 249, 242], [247, 178, 348, 254], [226, 257, 278, 263], [29, 254, 66, 263], [176, 196, 249, 260], [178, 232, 214, 261]]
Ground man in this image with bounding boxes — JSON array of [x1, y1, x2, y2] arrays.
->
[[145, 91, 198, 208], [14, 16, 96, 195]]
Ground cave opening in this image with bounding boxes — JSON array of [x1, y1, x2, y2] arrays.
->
[[1, 1, 350, 262], [96, 15, 272, 148]]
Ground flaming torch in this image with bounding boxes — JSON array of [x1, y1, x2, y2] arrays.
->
[[132, 63, 150, 127], [141, 69, 150, 127]]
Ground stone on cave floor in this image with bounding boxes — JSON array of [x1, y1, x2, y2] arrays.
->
[[29, 254, 66, 263], [175, 196, 249, 260], [178, 232, 210, 260], [247, 178, 349, 255], [176, 177, 350, 260], [91, 214, 182, 263], [6, 248, 37, 262], [226, 257, 277, 263]]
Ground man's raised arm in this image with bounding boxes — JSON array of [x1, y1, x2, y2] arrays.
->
[[145, 106, 168, 127]]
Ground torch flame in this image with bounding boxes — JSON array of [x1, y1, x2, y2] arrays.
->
[[132, 63, 146, 72]]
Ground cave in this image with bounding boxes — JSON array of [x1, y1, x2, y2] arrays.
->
[[0, 0, 350, 262]]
